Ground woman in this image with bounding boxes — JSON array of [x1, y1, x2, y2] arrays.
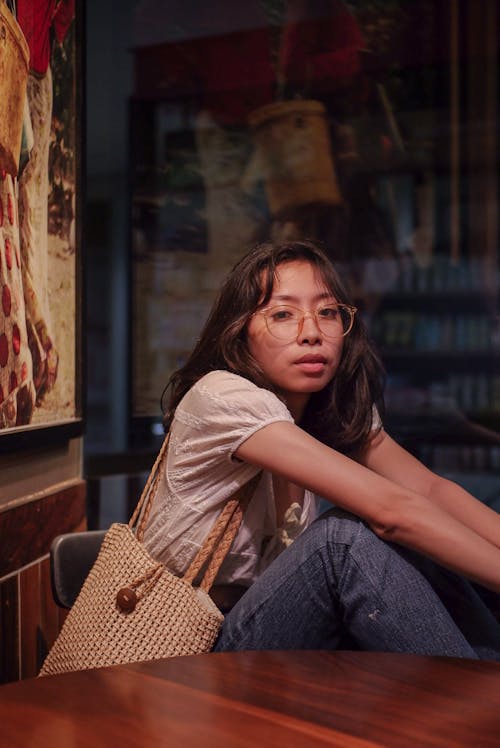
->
[[144, 239, 500, 658]]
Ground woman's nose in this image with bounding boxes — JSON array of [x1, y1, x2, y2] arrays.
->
[[297, 312, 322, 343]]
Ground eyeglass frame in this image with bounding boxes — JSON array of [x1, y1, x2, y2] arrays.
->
[[252, 303, 357, 341]]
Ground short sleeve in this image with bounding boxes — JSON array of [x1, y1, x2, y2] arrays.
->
[[168, 370, 294, 496], [144, 371, 305, 583]]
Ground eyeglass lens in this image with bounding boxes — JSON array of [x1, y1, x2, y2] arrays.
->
[[265, 306, 353, 340]]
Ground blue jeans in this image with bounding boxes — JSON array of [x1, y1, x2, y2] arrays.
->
[[214, 509, 500, 660]]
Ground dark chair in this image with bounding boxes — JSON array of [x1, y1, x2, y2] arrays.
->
[[49, 530, 247, 614], [50, 530, 106, 608]]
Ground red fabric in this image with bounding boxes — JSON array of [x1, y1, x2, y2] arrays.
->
[[279, 0, 364, 93], [134, 29, 275, 125], [132, 1, 363, 123], [16, 0, 75, 75], [197, 30, 275, 124]]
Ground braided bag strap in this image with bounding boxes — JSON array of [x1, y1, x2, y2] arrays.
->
[[126, 431, 260, 592], [197, 495, 249, 592], [129, 433, 170, 541], [183, 473, 261, 591]]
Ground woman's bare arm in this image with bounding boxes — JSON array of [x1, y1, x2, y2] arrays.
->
[[235, 421, 500, 593], [359, 428, 500, 551]]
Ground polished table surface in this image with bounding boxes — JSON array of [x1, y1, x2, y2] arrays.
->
[[1, 651, 500, 747]]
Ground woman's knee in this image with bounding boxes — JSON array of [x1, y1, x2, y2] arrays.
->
[[313, 507, 375, 552]]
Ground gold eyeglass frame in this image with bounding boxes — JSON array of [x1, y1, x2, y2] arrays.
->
[[253, 303, 357, 341]]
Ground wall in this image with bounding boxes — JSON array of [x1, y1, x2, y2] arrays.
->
[[0, 439, 85, 682]]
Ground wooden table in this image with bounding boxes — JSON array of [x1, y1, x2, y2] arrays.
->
[[1, 651, 500, 747]]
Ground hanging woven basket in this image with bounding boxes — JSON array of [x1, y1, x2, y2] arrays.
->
[[248, 99, 342, 216], [0, 2, 29, 176]]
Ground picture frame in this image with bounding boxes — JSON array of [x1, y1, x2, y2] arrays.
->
[[0, 0, 84, 452]]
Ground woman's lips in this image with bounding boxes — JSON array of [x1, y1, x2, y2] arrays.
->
[[294, 355, 327, 374]]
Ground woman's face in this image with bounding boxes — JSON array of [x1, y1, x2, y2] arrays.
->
[[246, 260, 345, 420]]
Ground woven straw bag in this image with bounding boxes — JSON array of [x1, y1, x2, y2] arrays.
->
[[39, 435, 257, 676]]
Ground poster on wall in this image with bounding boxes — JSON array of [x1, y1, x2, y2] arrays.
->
[[0, 0, 82, 451]]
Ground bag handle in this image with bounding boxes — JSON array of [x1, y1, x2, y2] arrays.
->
[[129, 433, 171, 541], [127, 431, 261, 592], [183, 473, 261, 591]]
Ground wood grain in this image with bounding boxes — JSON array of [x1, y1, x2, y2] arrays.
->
[[0, 575, 19, 683], [0, 481, 86, 577], [1, 651, 499, 746], [0, 482, 86, 682], [19, 563, 41, 679]]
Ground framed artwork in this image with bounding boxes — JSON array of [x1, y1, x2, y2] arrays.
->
[[0, 0, 83, 452]]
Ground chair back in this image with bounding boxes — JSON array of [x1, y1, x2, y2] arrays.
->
[[50, 530, 106, 608]]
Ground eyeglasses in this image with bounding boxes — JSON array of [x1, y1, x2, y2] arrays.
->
[[254, 304, 357, 341]]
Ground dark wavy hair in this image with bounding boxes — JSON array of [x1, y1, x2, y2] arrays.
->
[[162, 240, 385, 455]]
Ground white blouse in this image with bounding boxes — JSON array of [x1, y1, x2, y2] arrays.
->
[[143, 370, 319, 586]]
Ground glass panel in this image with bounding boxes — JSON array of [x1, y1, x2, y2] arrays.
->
[[88, 1, 500, 508]]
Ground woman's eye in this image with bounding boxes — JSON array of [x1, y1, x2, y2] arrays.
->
[[318, 307, 339, 320], [270, 308, 294, 321]]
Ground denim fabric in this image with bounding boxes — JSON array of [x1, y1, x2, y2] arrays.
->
[[214, 509, 500, 660]]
